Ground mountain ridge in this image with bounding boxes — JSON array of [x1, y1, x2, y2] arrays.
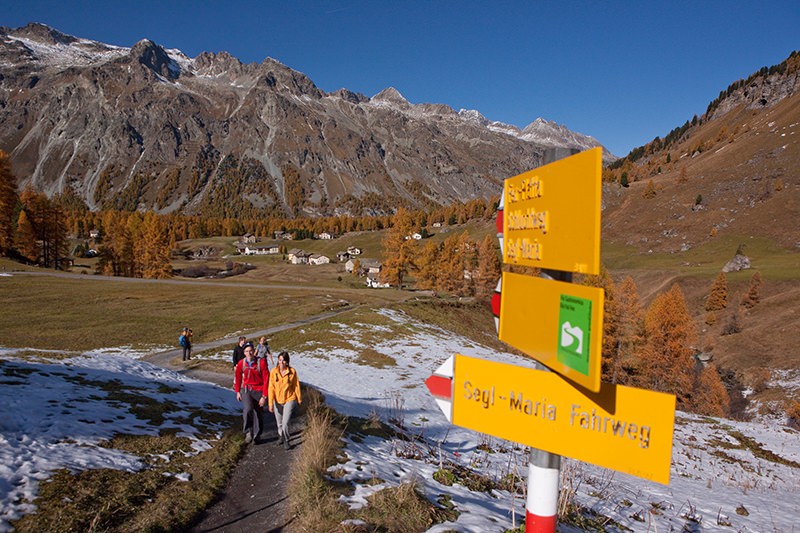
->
[[0, 23, 612, 217]]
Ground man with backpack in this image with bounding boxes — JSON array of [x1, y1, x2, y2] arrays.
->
[[233, 343, 269, 444], [179, 327, 192, 361]]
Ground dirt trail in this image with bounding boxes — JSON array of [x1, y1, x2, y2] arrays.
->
[[143, 308, 354, 532]]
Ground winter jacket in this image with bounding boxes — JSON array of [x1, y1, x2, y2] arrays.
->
[[268, 366, 302, 408], [234, 357, 269, 396]]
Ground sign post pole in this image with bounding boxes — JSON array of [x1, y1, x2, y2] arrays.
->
[[524, 147, 578, 533]]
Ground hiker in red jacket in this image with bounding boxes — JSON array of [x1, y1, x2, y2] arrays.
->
[[233, 343, 269, 444]]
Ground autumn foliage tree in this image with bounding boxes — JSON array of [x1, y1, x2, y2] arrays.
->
[[14, 209, 37, 262], [380, 207, 417, 289], [689, 363, 731, 417], [636, 284, 698, 408], [705, 272, 729, 311], [0, 150, 18, 256], [740, 271, 763, 309], [473, 235, 502, 298]]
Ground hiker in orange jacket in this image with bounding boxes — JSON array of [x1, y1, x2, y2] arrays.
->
[[268, 351, 302, 450]]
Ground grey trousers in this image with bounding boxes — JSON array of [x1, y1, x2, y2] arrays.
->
[[241, 389, 264, 436], [273, 400, 297, 439]]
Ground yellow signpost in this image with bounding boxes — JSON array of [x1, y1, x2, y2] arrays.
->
[[502, 147, 601, 275], [498, 271, 604, 392], [451, 354, 675, 484]]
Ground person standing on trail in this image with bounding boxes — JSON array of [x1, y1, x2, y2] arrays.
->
[[233, 343, 269, 444], [232, 336, 247, 368], [268, 351, 302, 450], [180, 327, 192, 361], [255, 336, 275, 369]]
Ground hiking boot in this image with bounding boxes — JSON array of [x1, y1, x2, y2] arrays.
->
[[245, 432, 253, 444], [276, 434, 284, 446], [284, 437, 291, 450]]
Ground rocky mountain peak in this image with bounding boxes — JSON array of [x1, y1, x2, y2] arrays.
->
[[11, 22, 76, 46], [193, 50, 244, 76], [330, 88, 369, 104], [372, 87, 410, 108], [130, 39, 180, 79]]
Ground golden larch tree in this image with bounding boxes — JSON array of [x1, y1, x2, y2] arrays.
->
[[0, 150, 18, 255], [705, 272, 728, 311], [637, 284, 698, 408], [740, 271, 763, 309], [380, 207, 416, 289], [474, 234, 502, 298], [689, 363, 730, 417], [14, 209, 37, 262], [415, 240, 440, 290]]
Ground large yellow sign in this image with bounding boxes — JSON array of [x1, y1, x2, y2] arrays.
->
[[502, 147, 601, 275], [499, 271, 603, 392], [452, 354, 675, 484]]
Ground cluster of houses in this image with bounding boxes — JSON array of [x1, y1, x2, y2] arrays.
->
[[235, 233, 389, 287]]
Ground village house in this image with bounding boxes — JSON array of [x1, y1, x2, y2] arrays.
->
[[432, 222, 442, 228], [241, 233, 257, 244], [335, 251, 350, 263], [89, 229, 101, 240], [287, 248, 311, 265], [346, 258, 382, 275], [244, 244, 280, 256], [308, 254, 331, 265], [346, 246, 363, 255], [274, 231, 293, 240], [316, 232, 335, 240]]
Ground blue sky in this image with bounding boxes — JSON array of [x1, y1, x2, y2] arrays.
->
[[4, 1, 799, 156]]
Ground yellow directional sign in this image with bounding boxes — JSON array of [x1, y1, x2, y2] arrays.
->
[[502, 147, 601, 275], [451, 354, 675, 484], [499, 271, 604, 392]]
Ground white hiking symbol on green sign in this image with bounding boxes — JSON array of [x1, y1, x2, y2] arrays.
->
[[557, 294, 592, 376]]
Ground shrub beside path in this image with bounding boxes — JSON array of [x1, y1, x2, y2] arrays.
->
[[144, 307, 356, 532]]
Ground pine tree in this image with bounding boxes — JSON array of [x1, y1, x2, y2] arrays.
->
[[740, 271, 763, 309], [380, 208, 416, 289], [705, 272, 728, 311], [0, 150, 18, 255], [614, 276, 645, 384], [690, 363, 730, 417], [139, 212, 172, 279], [474, 234, 501, 298], [415, 240, 440, 290], [14, 209, 37, 262], [637, 284, 698, 408]]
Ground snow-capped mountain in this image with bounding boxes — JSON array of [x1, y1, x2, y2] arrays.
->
[[0, 23, 614, 217]]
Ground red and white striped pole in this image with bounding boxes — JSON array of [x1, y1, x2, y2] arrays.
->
[[525, 449, 561, 532]]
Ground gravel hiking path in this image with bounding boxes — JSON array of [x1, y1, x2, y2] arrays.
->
[[144, 308, 355, 532]]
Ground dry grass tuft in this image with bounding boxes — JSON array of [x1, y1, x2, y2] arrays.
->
[[355, 479, 458, 532], [287, 388, 349, 531]]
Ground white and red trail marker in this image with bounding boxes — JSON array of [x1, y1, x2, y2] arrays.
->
[[424, 355, 454, 422]]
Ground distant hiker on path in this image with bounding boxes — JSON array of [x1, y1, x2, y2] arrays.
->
[[233, 343, 269, 444], [232, 336, 247, 368], [268, 351, 302, 450], [256, 336, 275, 369], [180, 327, 192, 361]]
